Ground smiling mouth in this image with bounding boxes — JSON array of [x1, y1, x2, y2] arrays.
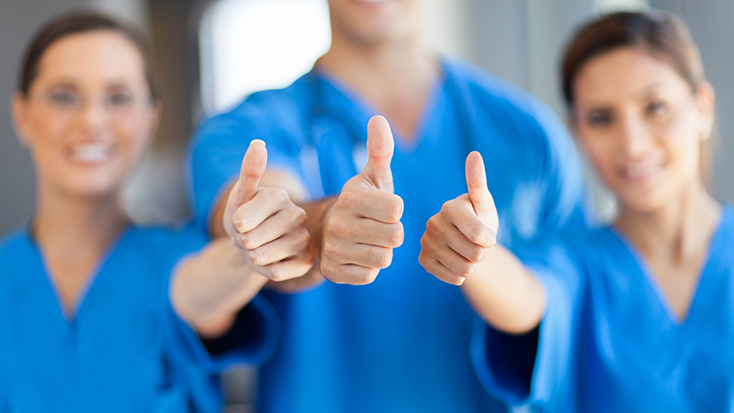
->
[[69, 143, 113, 163], [619, 156, 664, 181]]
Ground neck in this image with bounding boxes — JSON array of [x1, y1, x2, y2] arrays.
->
[[33, 184, 129, 261], [614, 180, 721, 263], [315, 31, 439, 139]]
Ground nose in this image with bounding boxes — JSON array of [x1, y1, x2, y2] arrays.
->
[[76, 97, 109, 134], [617, 112, 653, 159]]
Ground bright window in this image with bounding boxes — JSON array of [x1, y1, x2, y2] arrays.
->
[[199, 0, 331, 114]]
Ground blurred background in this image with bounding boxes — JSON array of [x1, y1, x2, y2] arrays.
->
[[1, 0, 733, 411]]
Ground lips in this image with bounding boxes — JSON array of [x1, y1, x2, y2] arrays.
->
[[618, 156, 664, 181], [68, 143, 113, 163]]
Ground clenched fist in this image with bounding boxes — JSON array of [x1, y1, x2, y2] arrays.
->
[[224, 140, 314, 282], [320, 116, 405, 284], [419, 151, 499, 285]]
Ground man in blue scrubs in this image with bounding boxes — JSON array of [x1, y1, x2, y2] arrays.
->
[[188, 1, 591, 412]]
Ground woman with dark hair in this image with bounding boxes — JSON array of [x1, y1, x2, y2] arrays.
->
[[419, 11, 732, 412], [0, 11, 312, 412]]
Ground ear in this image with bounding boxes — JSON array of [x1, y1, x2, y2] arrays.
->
[[695, 81, 715, 142], [11, 92, 33, 147]]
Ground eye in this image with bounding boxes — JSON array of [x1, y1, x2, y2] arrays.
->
[[46, 90, 80, 108], [645, 100, 668, 117], [106, 92, 135, 109], [586, 109, 613, 129]]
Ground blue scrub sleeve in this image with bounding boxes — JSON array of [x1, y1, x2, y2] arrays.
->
[[161, 224, 280, 371], [187, 108, 304, 233], [165, 293, 280, 372], [471, 243, 583, 409]]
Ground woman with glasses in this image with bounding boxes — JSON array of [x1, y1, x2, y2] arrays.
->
[[0, 12, 312, 412], [420, 11, 732, 412]]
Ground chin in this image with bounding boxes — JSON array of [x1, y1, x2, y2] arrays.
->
[[617, 191, 670, 215]]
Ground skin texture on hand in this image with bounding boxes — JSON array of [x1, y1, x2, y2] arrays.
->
[[419, 151, 544, 334], [319, 115, 405, 284], [419, 151, 498, 285], [173, 141, 316, 338], [224, 140, 314, 282]]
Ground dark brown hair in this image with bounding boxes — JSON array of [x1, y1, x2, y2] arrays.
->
[[561, 10, 714, 187], [18, 11, 159, 99], [561, 10, 704, 108]]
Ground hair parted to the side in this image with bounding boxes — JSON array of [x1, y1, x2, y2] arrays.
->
[[561, 10, 704, 108], [18, 10, 159, 99], [561, 10, 714, 188]]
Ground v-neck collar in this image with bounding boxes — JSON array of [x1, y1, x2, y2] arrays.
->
[[604, 206, 732, 329], [311, 60, 448, 154], [22, 225, 133, 323]]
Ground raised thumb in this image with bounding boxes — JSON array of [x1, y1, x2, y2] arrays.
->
[[362, 115, 395, 192], [466, 151, 497, 230], [231, 139, 268, 207]]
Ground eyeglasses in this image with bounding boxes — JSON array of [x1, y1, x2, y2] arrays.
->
[[35, 88, 155, 120]]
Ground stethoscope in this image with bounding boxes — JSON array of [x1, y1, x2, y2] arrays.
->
[[298, 58, 480, 200]]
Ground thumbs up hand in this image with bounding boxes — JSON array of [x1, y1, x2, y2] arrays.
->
[[419, 151, 499, 285], [320, 116, 405, 284], [224, 140, 314, 282]]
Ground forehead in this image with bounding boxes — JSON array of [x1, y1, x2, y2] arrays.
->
[[573, 47, 689, 103], [34, 30, 145, 86]]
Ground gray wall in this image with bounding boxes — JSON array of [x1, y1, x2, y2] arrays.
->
[[652, 0, 734, 204], [2, 0, 734, 232], [0, 0, 86, 236]]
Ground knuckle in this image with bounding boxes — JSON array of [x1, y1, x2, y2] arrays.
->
[[324, 217, 348, 238], [469, 246, 485, 263], [361, 268, 379, 284], [375, 249, 393, 269], [274, 188, 290, 204], [321, 240, 343, 259], [297, 228, 311, 247], [231, 215, 246, 233], [336, 190, 357, 211], [292, 206, 307, 225], [249, 249, 265, 266], [459, 263, 475, 279], [241, 233, 258, 250], [386, 196, 404, 223], [320, 260, 336, 279], [268, 267, 285, 282], [465, 224, 484, 245], [388, 224, 404, 248], [300, 253, 315, 269], [441, 200, 456, 214]]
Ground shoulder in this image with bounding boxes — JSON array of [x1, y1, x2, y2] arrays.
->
[[193, 75, 314, 143], [0, 229, 29, 259], [444, 58, 566, 133]]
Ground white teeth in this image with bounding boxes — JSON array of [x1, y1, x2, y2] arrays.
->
[[621, 157, 663, 180], [70, 143, 112, 163]]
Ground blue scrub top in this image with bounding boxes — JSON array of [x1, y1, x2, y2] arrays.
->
[[0, 225, 279, 413], [473, 205, 734, 412], [188, 57, 591, 413]]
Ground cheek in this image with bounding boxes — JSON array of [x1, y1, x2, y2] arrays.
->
[[114, 118, 153, 161], [661, 112, 701, 173], [25, 114, 69, 168], [579, 133, 616, 177]]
